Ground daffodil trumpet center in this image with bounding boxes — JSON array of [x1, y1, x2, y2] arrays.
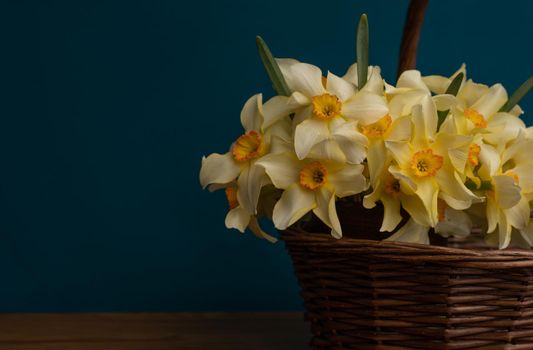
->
[[464, 108, 487, 128], [384, 174, 401, 198], [225, 187, 239, 209], [360, 114, 392, 138], [232, 131, 267, 162], [410, 149, 444, 177], [468, 143, 481, 167], [311, 93, 342, 120], [299, 161, 328, 191]]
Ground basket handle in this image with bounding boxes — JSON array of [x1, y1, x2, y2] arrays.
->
[[397, 0, 429, 79]]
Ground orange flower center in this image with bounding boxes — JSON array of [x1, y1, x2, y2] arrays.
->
[[225, 187, 239, 209], [311, 93, 342, 120], [437, 199, 447, 222], [232, 131, 267, 162], [468, 143, 481, 167], [411, 149, 444, 177], [360, 114, 392, 138], [299, 161, 328, 191], [464, 108, 487, 128]]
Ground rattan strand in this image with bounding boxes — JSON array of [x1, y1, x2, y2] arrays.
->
[[283, 228, 533, 349]]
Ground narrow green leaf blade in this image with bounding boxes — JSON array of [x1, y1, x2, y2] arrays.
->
[[256, 36, 291, 96], [356, 14, 369, 90], [437, 72, 464, 130], [500, 76, 533, 112]]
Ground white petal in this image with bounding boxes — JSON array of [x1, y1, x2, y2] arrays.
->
[[313, 187, 342, 238], [386, 218, 430, 244], [255, 152, 299, 190], [328, 164, 366, 197], [361, 66, 384, 94], [505, 196, 530, 230], [283, 62, 325, 97], [415, 178, 439, 226], [437, 170, 478, 210], [342, 92, 389, 124], [471, 84, 508, 119], [486, 198, 498, 233], [294, 118, 330, 159], [396, 70, 430, 92], [478, 143, 501, 178], [272, 184, 316, 229], [330, 119, 368, 164], [435, 208, 472, 238], [240, 94, 263, 132], [380, 196, 402, 232], [457, 79, 489, 107], [199, 152, 241, 188], [433, 94, 459, 111], [308, 139, 346, 163], [237, 164, 269, 214], [366, 141, 387, 184], [262, 92, 309, 129], [497, 210, 511, 249], [225, 207, 250, 232], [326, 71, 356, 101], [493, 175, 521, 209], [385, 140, 412, 166], [422, 75, 451, 94], [387, 115, 412, 142]]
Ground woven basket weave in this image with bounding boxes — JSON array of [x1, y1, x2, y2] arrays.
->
[[282, 210, 533, 349]]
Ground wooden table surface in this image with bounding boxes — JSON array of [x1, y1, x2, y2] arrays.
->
[[0, 312, 310, 349]]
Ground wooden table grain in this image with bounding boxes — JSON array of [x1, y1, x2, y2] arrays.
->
[[0, 312, 310, 349]]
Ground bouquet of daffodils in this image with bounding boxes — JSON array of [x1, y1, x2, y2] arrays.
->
[[199, 16, 533, 249]]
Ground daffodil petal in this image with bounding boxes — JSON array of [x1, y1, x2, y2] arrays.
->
[[237, 164, 269, 215], [436, 207, 472, 238], [326, 71, 356, 101], [313, 187, 342, 238], [396, 70, 430, 92], [493, 175, 521, 209], [272, 184, 316, 230], [381, 196, 402, 232], [329, 164, 366, 197], [471, 84, 508, 119], [342, 91, 389, 124], [386, 218, 430, 244], [294, 118, 330, 159], [199, 152, 242, 189], [240, 94, 263, 132], [225, 207, 250, 232], [505, 197, 530, 230], [437, 170, 478, 210], [282, 62, 325, 97], [255, 152, 299, 190], [308, 139, 346, 163], [262, 92, 309, 129]]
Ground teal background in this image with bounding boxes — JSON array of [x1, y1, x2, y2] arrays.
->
[[0, 0, 530, 311]]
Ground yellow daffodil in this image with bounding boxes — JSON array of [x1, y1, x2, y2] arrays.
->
[[199, 94, 290, 241], [386, 96, 478, 228], [261, 60, 391, 163], [256, 151, 367, 238]]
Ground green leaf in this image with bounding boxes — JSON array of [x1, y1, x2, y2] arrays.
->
[[500, 76, 533, 112], [437, 72, 464, 130], [356, 14, 369, 90], [256, 36, 291, 97]]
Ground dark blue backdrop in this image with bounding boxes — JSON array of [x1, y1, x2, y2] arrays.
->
[[0, 0, 530, 311]]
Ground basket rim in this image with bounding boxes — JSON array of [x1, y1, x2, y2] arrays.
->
[[282, 228, 533, 268]]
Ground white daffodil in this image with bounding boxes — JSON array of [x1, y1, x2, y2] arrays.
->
[[261, 60, 391, 164], [476, 134, 533, 248], [256, 151, 366, 238], [424, 66, 525, 151], [199, 94, 290, 241], [386, 96, 479, 228]]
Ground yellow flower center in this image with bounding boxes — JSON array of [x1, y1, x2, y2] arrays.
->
[[410, 149, 444, 177], [225, 187, 239, 209], [232, 131, 267, 162], [384, 174, 401, 198], [360, 114, 392, 138], [468, 143, 481, 167], [299, 161, 328, 191], [311, 93, 342, 120], [464, 108, 487, 128]]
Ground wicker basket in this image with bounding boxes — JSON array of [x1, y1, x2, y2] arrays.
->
[[282, 206, 533, 349]]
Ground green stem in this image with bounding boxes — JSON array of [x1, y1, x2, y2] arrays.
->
[[500, 76, 533, 112], [256, 36, 291, 96], [356, 14, 369, 90]]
